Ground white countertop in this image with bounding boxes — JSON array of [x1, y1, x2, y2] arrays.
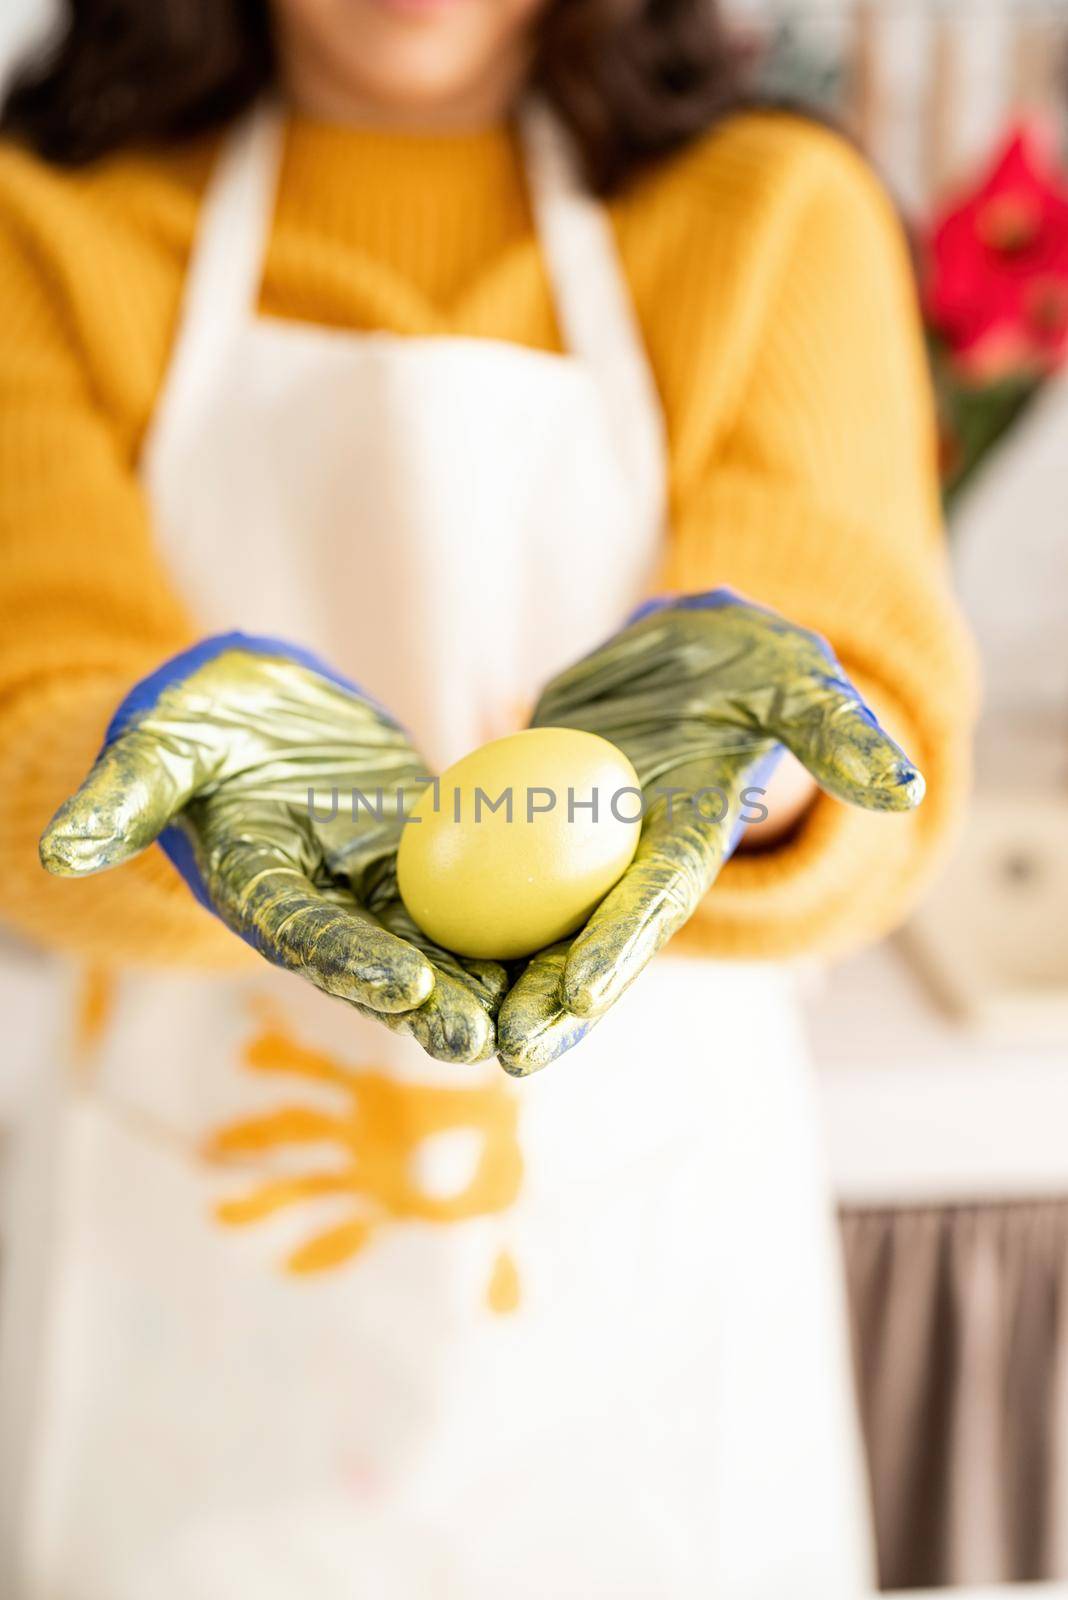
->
[[888, 1590, 1068, 1599], [805, 941, 1068, 1207]]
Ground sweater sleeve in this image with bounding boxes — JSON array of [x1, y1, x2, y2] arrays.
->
[[661, 130, 978, 961], [0, 153, 243, 968]]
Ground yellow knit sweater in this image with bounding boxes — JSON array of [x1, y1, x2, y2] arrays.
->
[[0, 109, 976, 970]]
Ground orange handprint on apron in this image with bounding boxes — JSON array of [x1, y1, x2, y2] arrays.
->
[[204, 1005, 524, 1309]]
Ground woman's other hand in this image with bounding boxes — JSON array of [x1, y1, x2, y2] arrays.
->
[[496, 590, 924, 1074]]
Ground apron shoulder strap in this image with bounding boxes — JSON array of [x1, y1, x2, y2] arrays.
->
[[143, 102, 283, 473], [519, 101, 668, 532], [187, 102, 283, 326]]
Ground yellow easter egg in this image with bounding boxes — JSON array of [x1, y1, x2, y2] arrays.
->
[[397, 728, 642, 961]]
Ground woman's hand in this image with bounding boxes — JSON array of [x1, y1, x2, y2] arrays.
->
[[497, 590, 924, 1074], [40, 634, 505, 1063]]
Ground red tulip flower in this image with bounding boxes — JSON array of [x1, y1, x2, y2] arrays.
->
[[924, 125, 1068, 381]]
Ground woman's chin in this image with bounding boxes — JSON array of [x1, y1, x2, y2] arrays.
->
[[278, 0, 542, 124], [363, 0, 473, 17]]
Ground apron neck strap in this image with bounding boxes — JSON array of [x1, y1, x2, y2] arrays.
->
[[170, 98, 666, 527], [517, 99, 667, 529], [183, 100, 283, 337]]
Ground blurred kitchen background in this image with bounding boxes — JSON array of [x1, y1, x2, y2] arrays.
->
[[1, 2, 1067, 1596], [734, 2, 1068, 1595]]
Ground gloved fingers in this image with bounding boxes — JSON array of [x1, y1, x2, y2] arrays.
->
[[769, 672, 924, 813], [500, 783, 733, 1069], [207, 837, 435, 1013], [454, 957, 510, 1015], [531, 591, 926, 817], [496, 942, 597, 1076], [560, 798, 730, 1021], [374, 896, 509, 1017], [209, 835, 492, 1057], [40, 726, 201, 877], [369, 967, 498, 1065], [368, 897, 503, 1063]]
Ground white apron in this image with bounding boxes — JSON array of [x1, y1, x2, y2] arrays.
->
[[18, 105, 873, 1599]]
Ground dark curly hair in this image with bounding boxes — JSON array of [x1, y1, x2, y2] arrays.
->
[[1, 0, 753, 194]]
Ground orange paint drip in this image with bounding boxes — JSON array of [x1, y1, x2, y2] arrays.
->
[[287, 1218, 375, 1275], [72, 966, 115, 1064], [207, 1016, 524, 1283], [486, 1249, 521, 1314]]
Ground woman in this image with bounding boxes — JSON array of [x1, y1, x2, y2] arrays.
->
[[0, 2, 974, 1596]]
